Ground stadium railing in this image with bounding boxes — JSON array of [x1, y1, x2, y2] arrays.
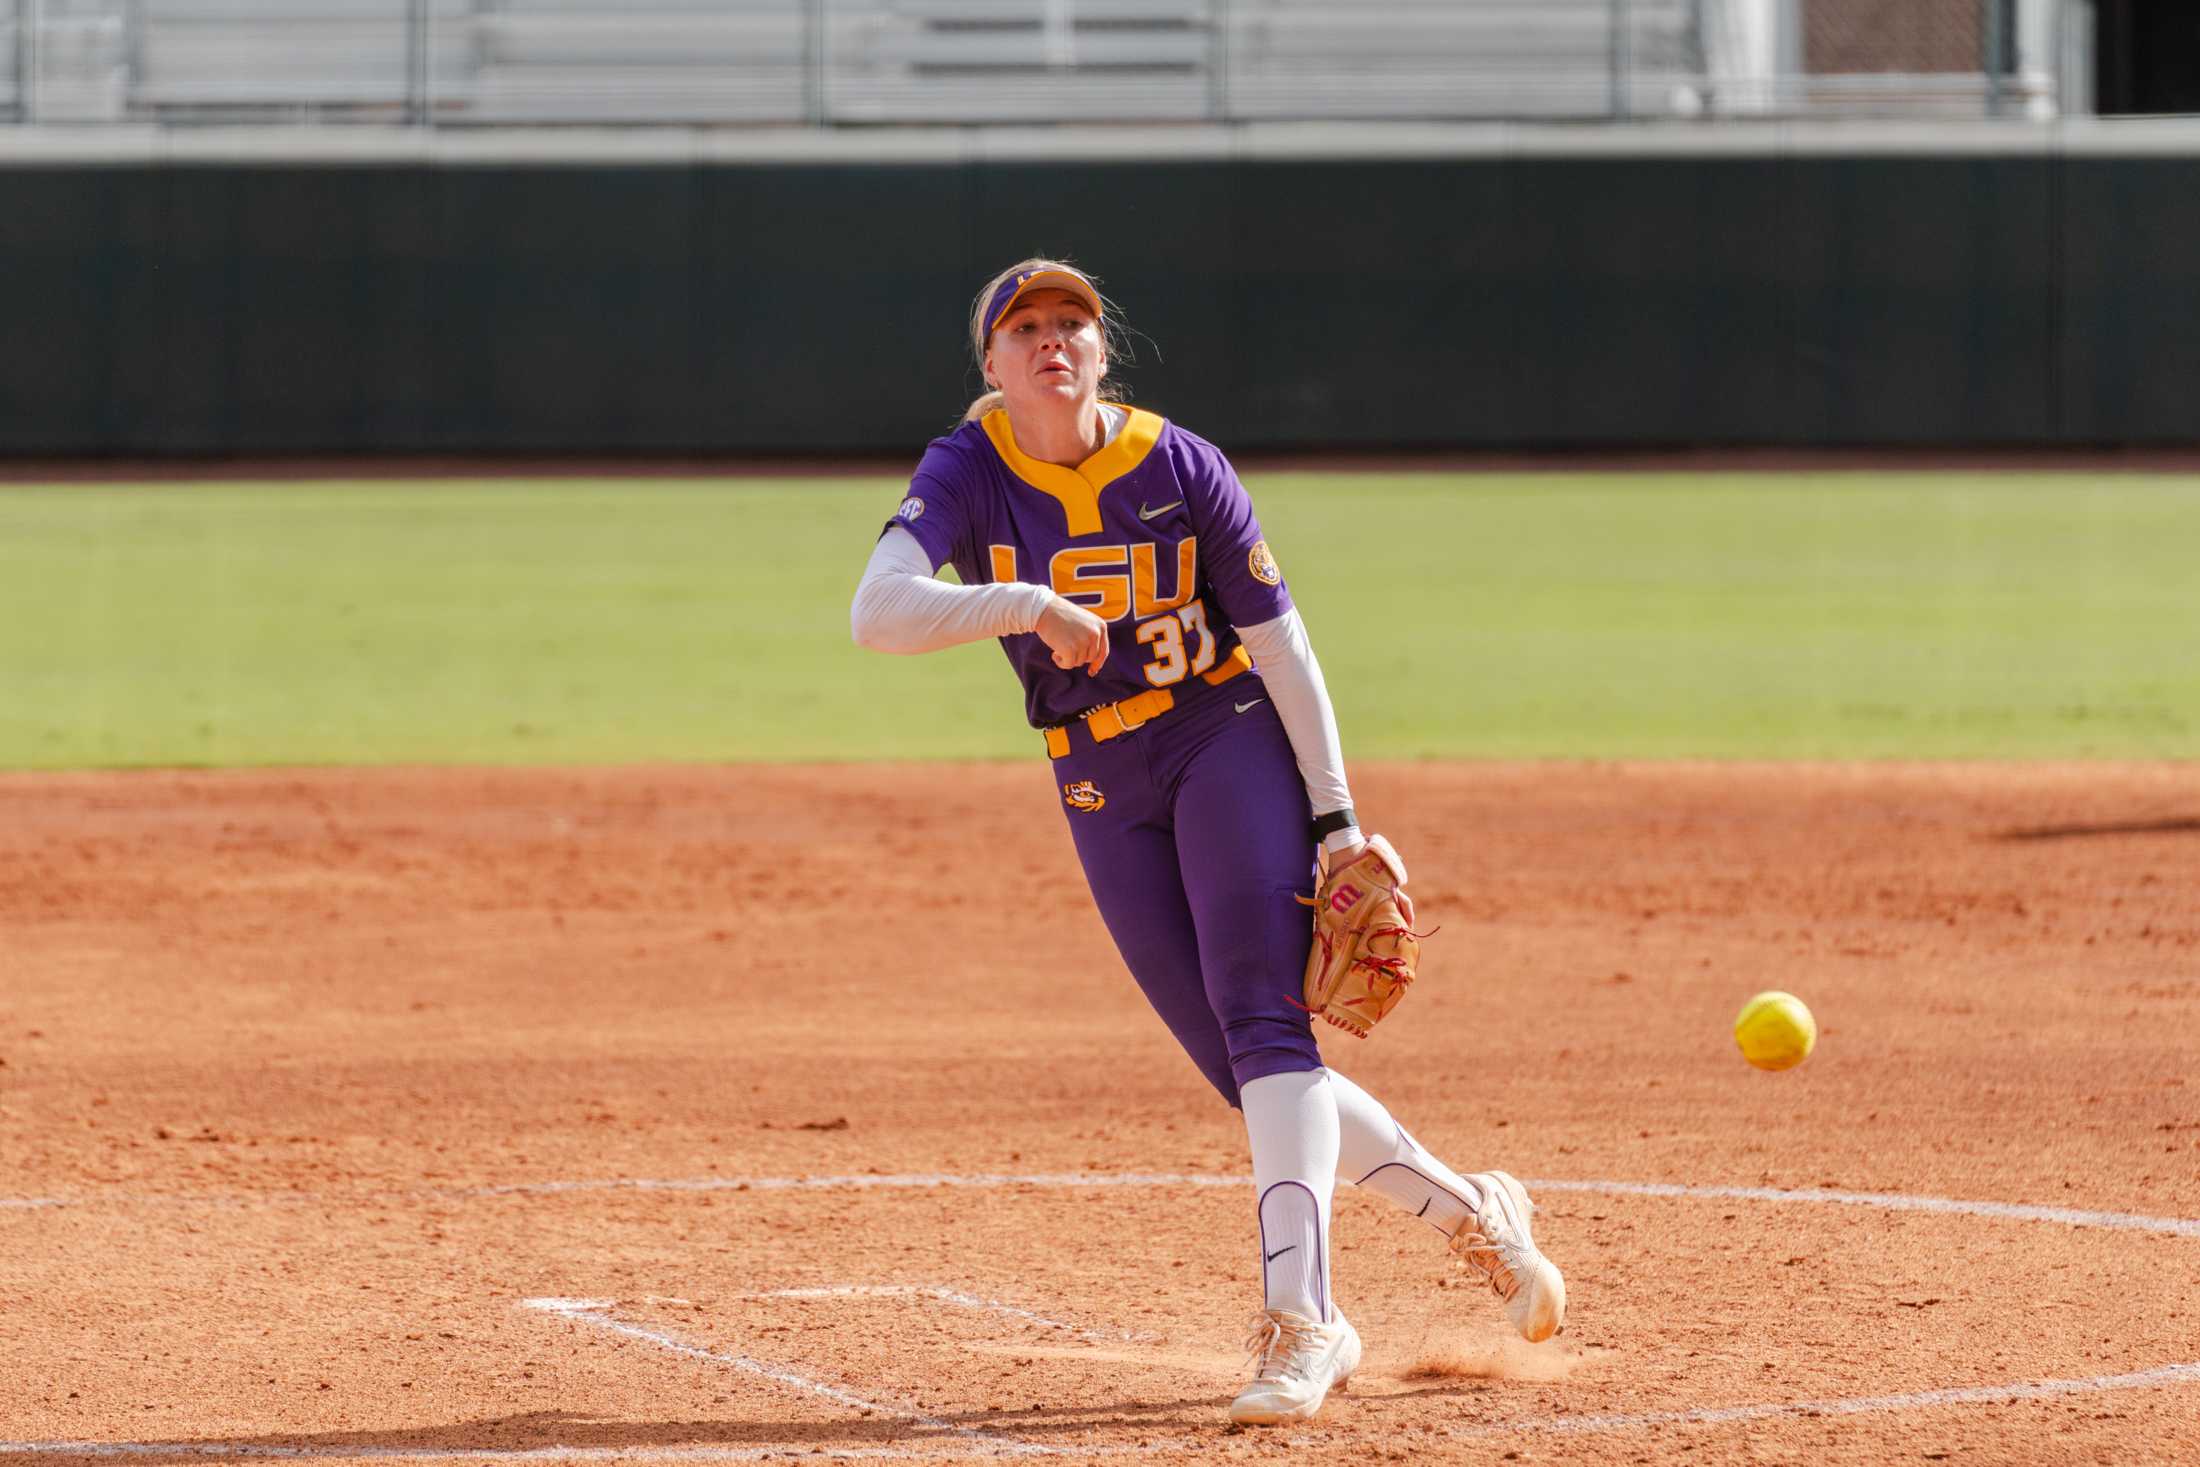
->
[[1, 0, 2066, 128]]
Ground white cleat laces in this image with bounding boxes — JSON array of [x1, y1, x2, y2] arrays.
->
[[1228, 1308, 1361, 1425], [1451, 1170, 1568, 1343]]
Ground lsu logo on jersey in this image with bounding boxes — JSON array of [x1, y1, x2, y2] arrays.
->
[[896, 497, 925, 522], [989, 539, 1200, 623], [1026, 537, 1198, 622], [1062, 780, 1106, 813], [1248, 539, 1282, 586]]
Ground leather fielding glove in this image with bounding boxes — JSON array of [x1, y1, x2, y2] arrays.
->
[[1299, 834, 1426, 1038]]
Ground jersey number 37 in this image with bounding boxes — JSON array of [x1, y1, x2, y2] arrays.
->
[[992, 538, 1215, 689]]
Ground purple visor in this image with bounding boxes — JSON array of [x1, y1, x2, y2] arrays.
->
[[983, 266, 1103, 336]]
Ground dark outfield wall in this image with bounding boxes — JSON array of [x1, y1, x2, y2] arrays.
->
[[1, 154, 2194, 454]]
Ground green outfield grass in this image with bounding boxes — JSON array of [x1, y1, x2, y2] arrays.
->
[[1, 474, 2195, 769]]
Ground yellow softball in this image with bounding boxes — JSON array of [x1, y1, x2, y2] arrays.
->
[[1733, 990, 1816, 1071]]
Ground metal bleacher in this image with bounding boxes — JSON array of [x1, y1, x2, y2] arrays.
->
[[129, 0, 450, 114], [462, 1, 812, 123], [1225, 0, 1704, 121], [829, 0, 1213, 124], [7, 0, 1717, 126]]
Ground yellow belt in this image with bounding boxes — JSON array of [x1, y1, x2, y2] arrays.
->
[[1043, 644, 1253, 760]]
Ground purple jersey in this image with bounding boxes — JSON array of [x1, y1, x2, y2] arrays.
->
[[883, 408, 1294, 730]]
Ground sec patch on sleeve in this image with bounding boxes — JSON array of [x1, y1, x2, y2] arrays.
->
[[896, 497, 926, 521], [1248, 540, 1281, 585]]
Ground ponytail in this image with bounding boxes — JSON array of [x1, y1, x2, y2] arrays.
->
[[963, 389, 1006, 422]]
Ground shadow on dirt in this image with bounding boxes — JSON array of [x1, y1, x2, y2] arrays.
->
[[1994, 816, 2200, 842], [20, 1386, 1505, 1461]]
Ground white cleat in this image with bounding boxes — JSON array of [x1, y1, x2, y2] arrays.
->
[[1452, 1170, 1567, 1343], [1228, 1308, 1362, 1425]]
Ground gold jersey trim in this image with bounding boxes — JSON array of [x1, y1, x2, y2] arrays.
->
[[981, 407, 1165, 538]]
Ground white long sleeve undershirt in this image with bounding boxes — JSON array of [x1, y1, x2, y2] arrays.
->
[[849, 525, 1052, 654], [848, 405, 1130, 655], [850, 524, 1357, 848], [1234, 607, 1358, 846]]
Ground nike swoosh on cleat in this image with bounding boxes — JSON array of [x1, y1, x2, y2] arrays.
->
[[1138, 500, 1184, 521], [1235, 699, 1265, 714], [1264, 1245, 1296, 1263]]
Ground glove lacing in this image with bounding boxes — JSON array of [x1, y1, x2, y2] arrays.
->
[[1354, 916, 1437, 980]]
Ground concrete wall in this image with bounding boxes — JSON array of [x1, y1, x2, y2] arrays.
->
[[2, 130, 2194, 454]]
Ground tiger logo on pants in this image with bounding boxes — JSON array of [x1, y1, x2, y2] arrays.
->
[[1062, 780, 1106, 813]]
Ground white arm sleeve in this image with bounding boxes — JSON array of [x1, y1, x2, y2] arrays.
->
[[851, 525, 1054, 655], [1235, 608, 1361, 851]]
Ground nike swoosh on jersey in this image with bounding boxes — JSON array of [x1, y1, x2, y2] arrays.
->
[[1235, 699, 1265, 714], [1264, 1245, 1296, 1263], [1138, 500, 1184, 521]]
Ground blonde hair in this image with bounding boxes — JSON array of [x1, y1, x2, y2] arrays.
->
[[962, 257, 1134, 423]]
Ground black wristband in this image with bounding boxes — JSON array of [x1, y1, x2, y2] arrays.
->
[[1310, 808, 1358, 843]]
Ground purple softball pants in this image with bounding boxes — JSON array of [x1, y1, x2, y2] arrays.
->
[[1050, 671, 1323, 1107]]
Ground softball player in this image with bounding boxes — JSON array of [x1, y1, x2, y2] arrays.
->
[[851, 259, 1564, 1425]]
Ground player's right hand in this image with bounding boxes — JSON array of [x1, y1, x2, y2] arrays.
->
[[1036, 595, 1110, 676]]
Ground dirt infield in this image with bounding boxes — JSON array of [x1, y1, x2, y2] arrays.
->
[[3, 760, 2197, 1465]]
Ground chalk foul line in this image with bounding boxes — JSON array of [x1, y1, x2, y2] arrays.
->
[[1524, 1178, 2200, 1238], [5, 1302, 2198, 1462], [0, 1444, 1171, 1462], [1469, 1359, 2200, 1438], [528, 1297, 2200, 1452], [7, 1356, 2199, 1461], [5, 1172, 2196, 1239], [518, 1296, 1043, 1457], [723, 1285, 1150, 1345], [517, 1297, 1190, 1461], [4, 1174, 2198, 1460]]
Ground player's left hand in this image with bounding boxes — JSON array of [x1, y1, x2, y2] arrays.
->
[[1302, 834, 1427, 1038], [1321, 836, 1414, 927]]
